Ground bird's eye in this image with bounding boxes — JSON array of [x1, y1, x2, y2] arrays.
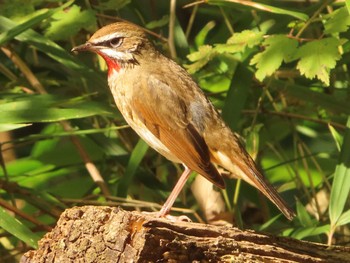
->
[[109, 37, 123, 48]]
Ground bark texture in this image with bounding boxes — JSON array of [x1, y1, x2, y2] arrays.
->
[[21, 206, 350, 262]]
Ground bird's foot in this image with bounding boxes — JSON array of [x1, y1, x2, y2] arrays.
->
[[142, 211, 191, 222]]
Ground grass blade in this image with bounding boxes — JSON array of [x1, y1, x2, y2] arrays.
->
[[0, 206, 40, 248], [208, 0, 308, 21], [117, 139, 149, 197], [0, 1, 74, 45], [329, 116, 350, 227]]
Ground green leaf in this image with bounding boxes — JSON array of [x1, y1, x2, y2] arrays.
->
[[295, 38, 341, 86], [0, 94, 114, 124], [250, 35, 298, 81], [207, 0, 308, 21], [337, 209, 350, 227], [329, 116, 350, 227], [195, 21, 216, 47], [227, 30, 264, 48], [324, 7, 350, 34], [0, 1, 74, 45], [222, 64, 252, 131], [291, 224, 329, 240], [0, 206, 40, 248], [185, 45, 216, 74], [0, 123, 31, 132], [0, 15, 103, 77], [146, 15, 169, 29], [117, 139, 149, 197], [45, 5, 96, 41], [346, 0, 350, 15], [328, 124, 343, 152], [296, 200, 314, 227], [215, 30, 264, 54]]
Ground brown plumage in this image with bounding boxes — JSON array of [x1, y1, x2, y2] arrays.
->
[[72, 22, 295, 220]]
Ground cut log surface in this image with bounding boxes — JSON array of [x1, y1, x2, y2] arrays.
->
[[21, 206, 350, 263]]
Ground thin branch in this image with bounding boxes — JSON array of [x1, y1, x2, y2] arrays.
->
[[169, 0, 177, 59], [185, 4, 199, 39], [295, 0, 334, 38]]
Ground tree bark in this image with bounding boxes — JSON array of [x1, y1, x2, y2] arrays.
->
[[21, 206, 350, 263]]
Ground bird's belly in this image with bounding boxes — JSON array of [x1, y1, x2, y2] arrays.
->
[[130, 120, 181, 163]]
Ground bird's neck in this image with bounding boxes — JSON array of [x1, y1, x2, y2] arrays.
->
[[97, 52, 122, 77]]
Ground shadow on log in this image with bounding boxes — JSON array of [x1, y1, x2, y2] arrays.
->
[[21, 206, 350, 262]]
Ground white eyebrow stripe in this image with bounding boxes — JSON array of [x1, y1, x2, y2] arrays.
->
[[90, 32, 124, 44]]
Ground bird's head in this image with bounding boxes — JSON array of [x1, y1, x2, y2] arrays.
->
[[72, 22, 151, 75]]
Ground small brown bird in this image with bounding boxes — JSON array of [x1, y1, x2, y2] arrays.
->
[[72, 22, 295, 220]]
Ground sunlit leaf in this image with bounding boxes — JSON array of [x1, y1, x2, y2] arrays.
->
[[0, 206, 40, 248], [0, 94, 114, 124], [215, 30, 264, 54], [346, 0, 350, 15], [324, 7, 350, 34], [295, 38, 341, 86], [250, 35, 298, 81], [0, 123, 31, 132], [45, 5, 96, 40], [227, 30, 264, 48], [185, 45, 216, 74], [195, 21, 216, 47], [337, 209, 350, 227]]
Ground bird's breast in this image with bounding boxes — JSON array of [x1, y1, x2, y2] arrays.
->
[[107, 73, 181, 163]]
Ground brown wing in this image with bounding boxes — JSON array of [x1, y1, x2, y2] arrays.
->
[[132, 74, 225, 189]]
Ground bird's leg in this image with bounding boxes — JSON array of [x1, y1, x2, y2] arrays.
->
[[158, 166, 192, 217]]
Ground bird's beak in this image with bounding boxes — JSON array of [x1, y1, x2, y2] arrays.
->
[[71, 42, 93, 53]]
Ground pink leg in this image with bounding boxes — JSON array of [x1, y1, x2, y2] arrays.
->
[[158, 167, 192, 217]]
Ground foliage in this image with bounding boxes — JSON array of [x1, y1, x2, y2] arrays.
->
[[0, 0, 350, 260]]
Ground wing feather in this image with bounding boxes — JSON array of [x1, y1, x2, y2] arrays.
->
[[132, 75, 224, 188]]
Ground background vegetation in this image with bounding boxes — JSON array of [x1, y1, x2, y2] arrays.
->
[[1, 0, 350, 260]]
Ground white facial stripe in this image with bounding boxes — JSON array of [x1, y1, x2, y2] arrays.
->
[[91, 32, 124, 44]]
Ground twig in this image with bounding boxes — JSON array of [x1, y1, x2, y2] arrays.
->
[[295, 0, 334, 38], [185, 4, 198, 39], [169, 0, 177, 59]]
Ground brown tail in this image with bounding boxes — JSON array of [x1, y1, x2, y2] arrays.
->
[[211, 147, 295, 220]]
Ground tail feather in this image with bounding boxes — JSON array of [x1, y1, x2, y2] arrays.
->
[[212, 149, 295, 220]]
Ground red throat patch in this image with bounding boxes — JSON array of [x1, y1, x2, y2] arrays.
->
[[97, 52, 121, 76]]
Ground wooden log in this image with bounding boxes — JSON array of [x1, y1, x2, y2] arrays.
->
[[21, 206, 350, 262]]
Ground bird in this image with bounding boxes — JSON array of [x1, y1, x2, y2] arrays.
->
[[72, 21, 295, 220]]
